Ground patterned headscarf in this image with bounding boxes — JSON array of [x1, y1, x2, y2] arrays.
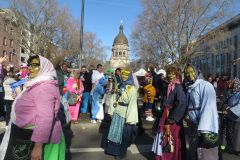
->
[[184, 64, 205, 88]]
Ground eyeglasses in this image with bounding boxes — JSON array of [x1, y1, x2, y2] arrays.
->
[[28, 63, 40, 68]]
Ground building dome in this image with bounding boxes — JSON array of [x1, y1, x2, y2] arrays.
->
[[113, 22, 128, 46]]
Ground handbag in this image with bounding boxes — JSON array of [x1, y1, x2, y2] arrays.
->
[[67, 79, 82, 106], [67, 92, 77, 106], [188, 91, 221, 149], [96, 103, 104, 120], [198, 132, 221, 149]]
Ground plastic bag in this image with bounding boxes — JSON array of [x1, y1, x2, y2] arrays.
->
[[96, 103, 104, 120]]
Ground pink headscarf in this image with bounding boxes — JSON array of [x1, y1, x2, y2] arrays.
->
[[35, 55, 57, 79], [132, 74, 139, 90]]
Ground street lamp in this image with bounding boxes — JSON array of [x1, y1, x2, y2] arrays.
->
[[79, 0, 85, 69]]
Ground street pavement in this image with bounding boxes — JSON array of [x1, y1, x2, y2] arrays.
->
[[0, 98, 240, 159]]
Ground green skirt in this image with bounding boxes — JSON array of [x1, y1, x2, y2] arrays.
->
[[24, 126, 66, 160]]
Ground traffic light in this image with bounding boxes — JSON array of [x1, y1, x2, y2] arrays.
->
[[12, 49, 15, 56]]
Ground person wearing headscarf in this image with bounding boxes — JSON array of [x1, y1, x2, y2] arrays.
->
[[184, 64, 219, 160], [105, 69, 138, 159], [150, 65, 186, 160], [220, 78, 240, 154], [0, 55, 65, 160]]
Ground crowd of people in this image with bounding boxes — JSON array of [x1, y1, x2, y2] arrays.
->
[[0, 53, 239, 160]]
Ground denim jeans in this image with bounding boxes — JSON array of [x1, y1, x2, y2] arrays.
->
[[81, 92, 91, 114]]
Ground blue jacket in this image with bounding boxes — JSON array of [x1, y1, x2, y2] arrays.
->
[[187, 79, 219, 133]]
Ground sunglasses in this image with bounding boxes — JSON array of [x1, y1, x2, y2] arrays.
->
[[27, 63, 40, 68]]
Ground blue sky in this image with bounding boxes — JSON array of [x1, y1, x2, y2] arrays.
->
[[58, 0, 142, 61]]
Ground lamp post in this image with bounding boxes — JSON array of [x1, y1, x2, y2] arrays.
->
[[79, 0, 85, 69]]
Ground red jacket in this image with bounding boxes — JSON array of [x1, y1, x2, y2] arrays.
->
[[217, 78, 229, 95]]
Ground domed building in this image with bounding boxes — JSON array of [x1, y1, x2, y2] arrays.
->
[[103, 21, 131, 73]]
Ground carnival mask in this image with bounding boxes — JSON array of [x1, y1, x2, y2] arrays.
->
[[28, 58, 41, 79], [121, 72, 129, 82], [186, 66, 196, 81], [167, 72, 177, 82]]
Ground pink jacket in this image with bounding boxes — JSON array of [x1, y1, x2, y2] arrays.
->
[[66, 77, 84, 94], [15, 80, 62, 144]]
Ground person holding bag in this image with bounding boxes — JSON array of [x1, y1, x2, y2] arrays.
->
[[67, 70, 84, 124], [150, 65, 187, 160], [184, 64, 219, 160]]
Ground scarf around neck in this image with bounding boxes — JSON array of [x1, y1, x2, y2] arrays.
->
[[165, 78, 181, 99]]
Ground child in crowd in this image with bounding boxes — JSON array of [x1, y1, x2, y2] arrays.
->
[[142, 75, 156, 121]]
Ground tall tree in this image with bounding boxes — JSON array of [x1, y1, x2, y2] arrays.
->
[[131, 0, 236, 70]]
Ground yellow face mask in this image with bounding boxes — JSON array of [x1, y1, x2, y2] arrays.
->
[[186, 66, 196, 81], [121, 73, 129, 82], [28, 58, 41, 79]]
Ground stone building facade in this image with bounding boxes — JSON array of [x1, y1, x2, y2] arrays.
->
[[191, 14, 240, 79], [103, 22, 130, 73]]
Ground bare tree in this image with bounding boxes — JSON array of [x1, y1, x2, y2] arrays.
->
[[131, 0, 236, 70], [66, 30, 110, 68]]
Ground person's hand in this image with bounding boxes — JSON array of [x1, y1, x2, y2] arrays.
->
[[0, 55, 9, 64], [99, 99, 102, 103], [110, 115, 113, 119], [148, 63, 154, 68], [168, 118, 176, 124], [81, 78, 85, 81], [12, 90, 20, 99], [106, 88, 110, 93], [126, 122, 131, 124], [223, 110, 228, 114], [31, 143, 43, 160], [220, 95, 223, 96]]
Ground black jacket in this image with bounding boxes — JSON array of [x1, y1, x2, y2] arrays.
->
[[81, 72, 92, 93]]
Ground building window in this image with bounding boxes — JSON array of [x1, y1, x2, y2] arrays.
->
[[234, 36, 238, 78], [227, 53, 231, 78], [115, 52, 118, 56], [3, 50, 7, 57], [123, 52, 125, 57], [204, 59, 207, 78], [227, 39, 229, 45], [4, 24, 7, 31], [208, 58, 211, 76], [221, 41, 223, 48], [212, 54, 214, 65], [11, 28, 14, 35], [230, 38, 232, 45], [221, 54, 225, 74], [9, 52, 13, 62], [10, 40, 13, 48], [216, 55, 220, 78], [119, 52, 122, 56], [200, 60, 204, 73], [3, 37, 7, 46]]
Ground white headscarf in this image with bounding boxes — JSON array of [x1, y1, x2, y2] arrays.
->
[[0, 55, 57, 160]]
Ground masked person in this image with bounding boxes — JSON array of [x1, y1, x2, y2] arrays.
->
[[221, 78, 240, 154], [150, 65, 187, 160], [105, 69, 138, 159], [184, 64, 219, 160], [0, 55, 65, 160]]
